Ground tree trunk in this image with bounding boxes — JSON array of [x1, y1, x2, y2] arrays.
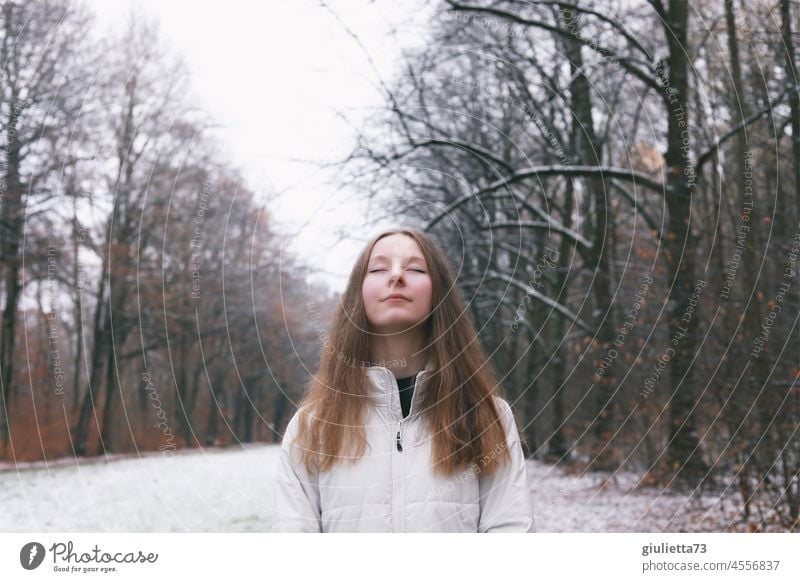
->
[[547, 177, 575, 461], [72, 252, 109, 456], [205, 366, 227, 446], [96, 248, 133, 454], [71, 200, 84, 413], [0, 177, 21, 458], [662, 0, 708, 486], [558, 4, 620, 469]]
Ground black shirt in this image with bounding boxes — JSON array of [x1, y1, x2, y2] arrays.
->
[[396, 373, 418, 418]]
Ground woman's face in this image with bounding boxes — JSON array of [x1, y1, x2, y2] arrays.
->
[[362, 234, 433, 334]]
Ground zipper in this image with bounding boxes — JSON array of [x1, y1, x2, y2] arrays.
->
[[393, 369, 426, 452], [396, 419, 403, 452]]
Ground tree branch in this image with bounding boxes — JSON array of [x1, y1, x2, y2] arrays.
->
[[445, 1, 662, 91], [486, 220, 592, 249], [425, 164, 666, 231], [694, 84, 797, 172], [471, 269, 592, 332], [610, 178, 664, 241]]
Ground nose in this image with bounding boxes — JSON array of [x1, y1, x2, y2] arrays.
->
[[389, 258, 404, 284]]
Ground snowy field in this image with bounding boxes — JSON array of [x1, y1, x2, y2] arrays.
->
[[0, 445, 278, 532], [527, 462, 750, 532], [0, 445, 749, 532]]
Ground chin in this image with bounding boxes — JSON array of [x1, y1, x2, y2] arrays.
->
[[372, 319, 422, 333]]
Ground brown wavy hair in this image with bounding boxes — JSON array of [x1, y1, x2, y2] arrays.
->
[[294, 227, 512, 477]]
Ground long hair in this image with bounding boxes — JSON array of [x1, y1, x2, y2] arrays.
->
[[293, 227, 513, 477]]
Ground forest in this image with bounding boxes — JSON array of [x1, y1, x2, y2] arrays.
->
[[0, 1, 325, 464], [1, 0, 798, 532]]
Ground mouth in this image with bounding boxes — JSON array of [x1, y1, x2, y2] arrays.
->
[[384, 295, 410, 301]]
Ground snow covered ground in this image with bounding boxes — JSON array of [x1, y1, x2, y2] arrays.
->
[[528, 462, 750, 532], [0, 445, 757, 532], [0, 445, 278, 532]]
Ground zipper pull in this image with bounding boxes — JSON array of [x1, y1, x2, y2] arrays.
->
[[396, 420, 403, 452]]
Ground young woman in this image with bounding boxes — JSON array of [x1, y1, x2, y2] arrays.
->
[[271, 227, 534, 532]]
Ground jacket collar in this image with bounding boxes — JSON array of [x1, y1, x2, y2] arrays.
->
[[365, 360, 436, 420]]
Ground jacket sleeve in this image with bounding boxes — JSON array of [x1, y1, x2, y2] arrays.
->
[[271, 410, 323, 533], [477, 398, 535, 533]]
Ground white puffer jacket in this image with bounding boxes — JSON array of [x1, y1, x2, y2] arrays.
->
[[271, 363, 535, 533]]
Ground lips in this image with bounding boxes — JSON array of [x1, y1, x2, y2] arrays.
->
[[384, 294, 410, 301]]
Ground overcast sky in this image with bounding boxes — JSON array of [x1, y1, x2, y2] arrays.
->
[[86, 0, 431, 293]]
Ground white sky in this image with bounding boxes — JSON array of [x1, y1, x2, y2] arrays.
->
[[85, 0, 432, 293]]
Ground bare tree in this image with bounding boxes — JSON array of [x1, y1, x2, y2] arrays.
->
[[0, 0, 98, 455]]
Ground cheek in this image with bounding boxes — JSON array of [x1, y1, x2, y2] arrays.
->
[[361, 278, 380, 306], [415, 279, 433, 308]]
